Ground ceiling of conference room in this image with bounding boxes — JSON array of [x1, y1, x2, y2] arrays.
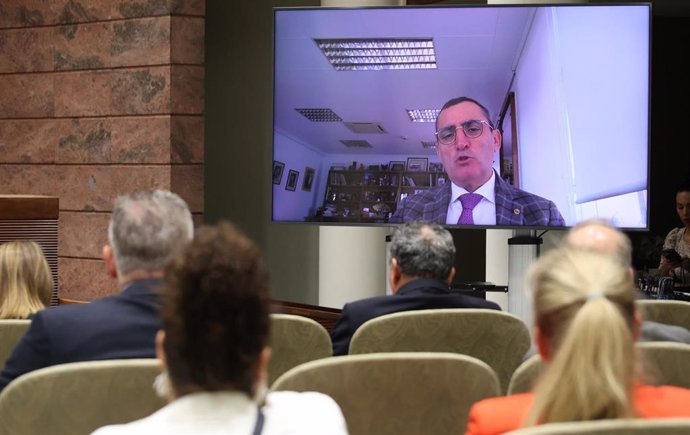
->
[[274, 6, 531, 156]]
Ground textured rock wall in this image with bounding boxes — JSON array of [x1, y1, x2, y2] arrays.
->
[[0, 0, 204, 299]]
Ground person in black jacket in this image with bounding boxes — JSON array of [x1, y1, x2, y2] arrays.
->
[[0, 190, 194, 392], [331, 221, 501, 355]]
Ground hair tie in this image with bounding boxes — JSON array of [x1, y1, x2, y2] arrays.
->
[[586, 292, 605, 301]]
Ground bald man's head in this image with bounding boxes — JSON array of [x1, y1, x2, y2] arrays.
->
[[565, 219, 632, 267]]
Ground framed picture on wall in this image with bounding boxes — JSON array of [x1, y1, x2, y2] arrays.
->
[[389, 161, 405, 172], [302, 167, 315, 191], [406, 157, 428, 172], [273, 161, 285, 185], [285, 169, 299, 191]]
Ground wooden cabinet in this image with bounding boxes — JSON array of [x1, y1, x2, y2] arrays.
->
[[316, 169, 448, 223]]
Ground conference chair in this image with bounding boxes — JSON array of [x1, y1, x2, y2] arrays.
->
[[507, 354, 543, 395], [0, 359, 165, 435], [268, 313, 332, 385], [504, 418, 690, 434], [348, 308, 531, 393], [638, 341, 690, 389], [636, 299, 690, 331], [508, 341, 690, 396], [271, 352, 500, 435], [0, 319, 30, 370]]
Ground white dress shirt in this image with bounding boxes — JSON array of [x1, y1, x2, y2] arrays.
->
[[446, 171, 497, 225], [91, 391, 348, 435]]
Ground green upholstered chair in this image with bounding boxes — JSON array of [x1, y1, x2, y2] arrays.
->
[[0, 359, 165, 435], [271, 352, 500, 435], [268, 313, 332, 386], [507, 354, 543, 395], [508, 341, 690, 396], [636, 300, 690, 331], [504, 418, 690, 434], [348, 308, 531, 393], [0, 319, 30, 370]]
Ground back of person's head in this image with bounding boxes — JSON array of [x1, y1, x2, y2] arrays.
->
[[564, 219, 632, 267], [0, 241, 52, 319], [108, 190, 193, 277], [161, 221, 271, 398], [390, 222, 455, 280], [526, 248, 638, 426]]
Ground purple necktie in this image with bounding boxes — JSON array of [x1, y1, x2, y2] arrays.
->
[[458, 193, 483, 225]]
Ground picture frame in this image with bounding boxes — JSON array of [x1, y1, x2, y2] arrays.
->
[[406, 157, 428, 172], [302, 167, 315, 191], [272, 160, 285, 185], [428, 162, 444, 173], [285, 169, 299, 191], [389, 161, 405, 172]]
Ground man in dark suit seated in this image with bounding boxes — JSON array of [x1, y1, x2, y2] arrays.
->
[[330, 221, 501, 356], [391, 96, 564, 226], [0, 190, 194, 392]]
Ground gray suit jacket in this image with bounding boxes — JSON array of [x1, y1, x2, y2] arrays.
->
[[391, 172, 565, 226]]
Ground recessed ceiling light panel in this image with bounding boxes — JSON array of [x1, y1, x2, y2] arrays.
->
[[295, 108, 343, 122], [315, 38, 436, 71], [406, 109, 441, 123]]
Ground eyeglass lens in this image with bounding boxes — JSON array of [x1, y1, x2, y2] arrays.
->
[[436, 120, 485, 144]]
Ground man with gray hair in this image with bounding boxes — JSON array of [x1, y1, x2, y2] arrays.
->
[[330, 221, 500, 356], [564, 218, 690, 343], [0, 190, 194, 392]]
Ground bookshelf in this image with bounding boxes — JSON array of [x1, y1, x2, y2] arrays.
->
[[316, 168, 448, 223]]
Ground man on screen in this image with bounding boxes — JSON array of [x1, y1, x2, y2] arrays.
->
[[391, 96, 564, 226]]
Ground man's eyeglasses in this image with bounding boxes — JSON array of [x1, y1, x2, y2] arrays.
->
[[435, 120, 493, 145]]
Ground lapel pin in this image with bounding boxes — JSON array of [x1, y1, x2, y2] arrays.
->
[[513, 208, 520, 215]]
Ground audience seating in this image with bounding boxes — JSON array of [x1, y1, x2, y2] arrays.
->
[[271, 352, 500, 435], [0, 320, 31, 370], [508, 341, 690, 395], [636, 300, 690, 331], [638, 341, 690, 389], [0, 359, 165, 435], [504, 418, 690, 434], [507, 354, 542, 395], [348, 308, 531, 393], [268, 313, 332, 385]]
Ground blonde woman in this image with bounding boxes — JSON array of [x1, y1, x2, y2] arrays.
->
[[466, 248, 690, 435], [0, 241, 52, 319]]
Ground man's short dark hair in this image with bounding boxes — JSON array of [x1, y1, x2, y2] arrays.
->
[[162, 222, 270, 397], [390, 222, 455, 280], [436, 96, 495, 131]]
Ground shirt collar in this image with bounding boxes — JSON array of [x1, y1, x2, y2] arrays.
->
[[450, 170, 496, 204]]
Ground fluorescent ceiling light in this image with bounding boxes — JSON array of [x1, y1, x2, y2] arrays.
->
[[295, 108, 342, 122], [315, 38, 436, 71], [406, 109, 440, 123]]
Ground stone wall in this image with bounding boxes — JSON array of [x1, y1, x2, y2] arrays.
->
[[0, 0, 204, 300]]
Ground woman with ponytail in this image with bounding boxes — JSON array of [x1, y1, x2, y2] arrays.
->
[[466, 248, 690, 435]]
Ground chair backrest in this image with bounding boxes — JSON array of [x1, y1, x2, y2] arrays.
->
[[348, 308, 531, 393], [504, 418, 690, 434], [507, 354, 543, 395], [271, 352, 500, 435], [0, 359, 165, 435], [0, 319, 31, 369], [638, 341, 690, 389], [508, 341, 690, 396], [636, 300, 690, 331], [268, 313, 332, 385]]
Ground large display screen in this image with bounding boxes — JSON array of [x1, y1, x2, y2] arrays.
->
[[272, 4, 650, 230]]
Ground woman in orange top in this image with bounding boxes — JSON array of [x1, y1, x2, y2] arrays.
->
[[466, 248, 690, 435]]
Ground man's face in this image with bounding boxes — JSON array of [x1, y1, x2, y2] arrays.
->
[[435, 101, 501, 192]]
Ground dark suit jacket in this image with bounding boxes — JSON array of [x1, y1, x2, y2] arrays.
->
[[0, 278, 162, 392], [391, 171, 565, 226], [330, 278, 501, 356]]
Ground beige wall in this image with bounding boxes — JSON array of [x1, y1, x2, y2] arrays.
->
[[0, 0, 205, 300]]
